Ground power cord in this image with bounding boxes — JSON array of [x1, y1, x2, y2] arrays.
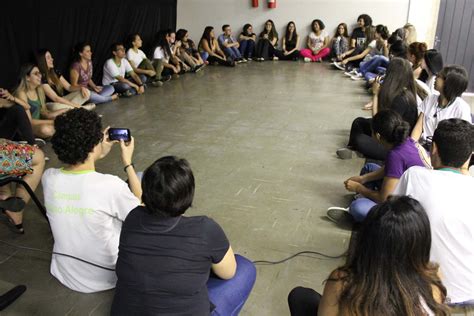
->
[[0, 239, 115, 271], [0, 239, 345, 270], [253, 250, 346, 265]]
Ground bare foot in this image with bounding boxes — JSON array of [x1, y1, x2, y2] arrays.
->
[[111, 94, 119, 101]]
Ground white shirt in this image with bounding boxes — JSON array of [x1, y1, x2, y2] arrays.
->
[[153, 46, 169, 63], [42, 168, 140, 293], [126, 48, 147, 68], [394, 166, 474, 303], [308, 31, 327, 50], [418, 94, 472, 141], [102, 58, 134, 85]]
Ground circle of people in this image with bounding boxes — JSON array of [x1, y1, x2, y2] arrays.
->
[[0, 12, 473, 316]]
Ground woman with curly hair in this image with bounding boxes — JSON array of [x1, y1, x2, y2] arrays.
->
[[288, 196, 450, 316], [42, 108, 141, 293]]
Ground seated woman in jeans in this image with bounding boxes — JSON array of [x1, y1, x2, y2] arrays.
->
[[289, 196, 450, 315], [70, 42, 118, 105], [327, 110, 430, 223], [111, 156, 256, 315]]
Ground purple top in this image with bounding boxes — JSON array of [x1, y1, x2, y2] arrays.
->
[[71, 61, 93, 87], [385, 138, 425, 178]]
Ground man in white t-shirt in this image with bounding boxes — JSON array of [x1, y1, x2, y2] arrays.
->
[[102, 43, 145, 97], [42, 108, 142, 293], [394, 118, 474, 305], [411, 64, 471, 144]]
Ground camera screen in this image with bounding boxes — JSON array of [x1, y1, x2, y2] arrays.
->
[[108, 128, 131, 141]]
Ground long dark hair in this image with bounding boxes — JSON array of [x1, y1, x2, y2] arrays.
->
[[201, 26, 214, 46], [336, 196, 449, 316], [176, 29, 188, 42], [372, 110, 410, 146], [333, 23, 349, 38], [378, 57, 417, 112], [72, 42, 91, 63], [36, 49, 64, 96], [285, 21, 297, 43], [242, 23, 253, 36], [260, 19, 278, 41], [153, 29, 172, 58]]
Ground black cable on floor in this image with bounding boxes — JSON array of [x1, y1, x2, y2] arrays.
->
[[0, 239, 115, 271], [253, 250, 346, 265], [0, 239, 345, 269]]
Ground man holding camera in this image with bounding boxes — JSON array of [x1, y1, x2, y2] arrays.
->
[[42, 108, 140, 293]]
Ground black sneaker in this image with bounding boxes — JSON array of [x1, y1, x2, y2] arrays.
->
[[161, 75, 172, 82], [326, 207, 353, 224]]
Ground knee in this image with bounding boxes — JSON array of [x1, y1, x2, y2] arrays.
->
[[235, 255, 256, 284], [288, 286, 314, 305], [350, 199, 375, 222]]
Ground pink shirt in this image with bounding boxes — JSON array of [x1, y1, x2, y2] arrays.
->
[[71, 61, 93, 87]]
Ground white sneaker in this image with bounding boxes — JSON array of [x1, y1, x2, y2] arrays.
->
[[82, 103, 96, 111], [344, 69, 358, 76], [350, 75, 364, 81], [333, 62, 345, 70], [304, 57, 312, 63]]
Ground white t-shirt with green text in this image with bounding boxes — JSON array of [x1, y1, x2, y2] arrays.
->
[[42, 168, 140, 293]]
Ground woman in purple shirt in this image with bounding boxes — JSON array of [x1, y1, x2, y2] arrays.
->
[[328, 110, 431, 223], [70, 42, 118, 104]]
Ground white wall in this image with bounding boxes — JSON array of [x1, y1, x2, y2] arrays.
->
[[407, 0, 440, 47], [177, 0, 410, 48]]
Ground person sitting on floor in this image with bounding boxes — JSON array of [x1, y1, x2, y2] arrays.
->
[[238, 23, 257, 60], [411, 64, 471, 149], [327, 110, 430, 223], [111, 156, 256, 315], [102, 43, 145, 97], [14, 64, 64, 138], [329, 23, 349, 62], [0, 95, 45, 234], [70, 42, 119, 105], [337, 58, 419, 161], [199, 26, 235, 67], [289, 196, 449, 316], [275, 21, 301, 61], [176, 28, 206, 71], [394, 118, 474, 306], [300, 19, 330, 63], [126, 34, 163, 87], [255, 20, 279, 61], [218, 24, 245, 63], [42, 108, 141, 293], [153, 30, 184, 79], [36, 49, 95, 111]]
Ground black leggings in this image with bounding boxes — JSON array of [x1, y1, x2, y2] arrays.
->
[[288, 287, 322, 316], [275, 49, 300, 61], [207, 55, 234, 67], [0, 104, 35, 145], [347, 117, 387, 161], [255, 39, 276, 60]]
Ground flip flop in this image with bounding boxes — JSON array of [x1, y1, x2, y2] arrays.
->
[[0, 197, 25, 213]]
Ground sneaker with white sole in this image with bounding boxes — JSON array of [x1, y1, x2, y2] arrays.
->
[[344, 69, 358, 77], [333, 61, 345, 70], [350, 75, 364, 81], [304, 57, 312, 63], [327, 207, 353, 224], [82, 103, 96, 111], [336, 147, 354, 159]]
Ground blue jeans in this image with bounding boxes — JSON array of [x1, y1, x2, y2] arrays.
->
[[201, 52, 209, 62], [89, 85, 115, 104], [349, 163, 382, 222], [208, 255, 256, 316], [223, 47, 241, 60], [239, 40, 255, 58], [359, 55, 389, 75]]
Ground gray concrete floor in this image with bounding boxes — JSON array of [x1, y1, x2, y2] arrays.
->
[[0, 62, 472, 315]]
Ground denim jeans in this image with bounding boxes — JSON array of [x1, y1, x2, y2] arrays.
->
[[89, 85, 115, 104], [223, 47, 242, 60], [208, 254, 256, 316], [349, 163, 382, 222], [359, 55, 389, 75], [239, 40, 255, 58], [112, 82, 137, 96]]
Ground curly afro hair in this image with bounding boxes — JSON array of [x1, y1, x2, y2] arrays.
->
[[52, 108, 103, 165]]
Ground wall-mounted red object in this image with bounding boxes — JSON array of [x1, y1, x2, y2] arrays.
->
[[268, 0, 276, 8], [252, 0, 258, 7]]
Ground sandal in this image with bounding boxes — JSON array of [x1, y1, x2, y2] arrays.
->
[[0, 198, 25, 234], [1, 210, 24, 234]]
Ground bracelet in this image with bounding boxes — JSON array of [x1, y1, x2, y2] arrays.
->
[[124, 163, 134, 172]]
